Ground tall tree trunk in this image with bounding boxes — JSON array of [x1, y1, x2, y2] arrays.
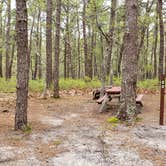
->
[[38, 21, 42, 80], [117, 35, 125, 76], [53, 0, 61, 98], [64, 1, 71, 78], [165, 32, 166, 75], [29, 12, 35, 79], [158, 0, 164, 79], [46, 0, 52, 88], [83, 0, 92, 79], [117, 0, 138, 122], [15, 0, 29, 130], [67, 21, 72, 78], [32, 10, 41, 80], [106, 0, 117, 80], [32, 53, 38, 80], [76, 8, 81, 79], [93, 33, 98, 77], [64, 35, 67, 78], [9, 36, 16, 78], [5, 0, 11, 80], [0, 0, 3, 77], [153, 3, 158, 78]]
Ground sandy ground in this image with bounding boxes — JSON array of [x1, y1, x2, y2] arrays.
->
[[0, 92, 166, 166]]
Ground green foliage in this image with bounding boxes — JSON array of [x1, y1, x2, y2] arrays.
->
[[107, 117, 119, 124], [29, 79, 44, 92], [60, 78, 101, 90], [53, 140, 62, 146], [84, 76, 92, 82], [0, 77, 16, 93], [0, 77, 160, 93], [135, 117, 143, 122], [113, 77, 121, 86], [138, 79, 158, 90], [23, 124, 32, 133], [0, 77, 101, 93]]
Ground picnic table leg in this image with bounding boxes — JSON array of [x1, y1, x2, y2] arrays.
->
[[99, 94, 110, 112]]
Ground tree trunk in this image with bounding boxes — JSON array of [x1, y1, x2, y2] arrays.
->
[[64, 35, 67, 78], [0, 0, 3, 77], [76, 9, 81, 79], [117, 35, 125, 76], [153, 2, 158, 78], [32, 10, 41, 80], [9, 36, 15, 78], [83, 0, 92, 79], [158, 0, 164, 79], [15, 0, 29, 130], [165, 32, 166, 75], [29, 12, 35, 79], [93, 33, 98, 77], [106, 0, 117, 78], [46, 0, 52, 88], [117, 0, 138, 122], [32, 53, 38, 80], [38, 24, 42, 80], [53, 0, 61, 98], [5, 0, 11, 80]]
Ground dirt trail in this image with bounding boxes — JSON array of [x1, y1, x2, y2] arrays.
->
[[0, 93, 166, 166]]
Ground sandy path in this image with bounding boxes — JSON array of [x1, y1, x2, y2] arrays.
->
[[0, 94, 166, 166]]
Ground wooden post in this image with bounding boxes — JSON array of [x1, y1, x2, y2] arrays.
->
[[160, 75, 165, 125]]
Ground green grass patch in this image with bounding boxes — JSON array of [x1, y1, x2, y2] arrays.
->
[[138, 79, 159, 90], [0, 77, 101, 93], [135, 117, 143, 122], [59, 78, 101, 90], [0, 77, 16, 93], [23, 124, 32, 133], [0, 77, 159, 93], [53, 140, 62, 146], [107, 117, 119, 124]]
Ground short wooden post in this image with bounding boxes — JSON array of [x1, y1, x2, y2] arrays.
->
[[159, 75, 165, 125]]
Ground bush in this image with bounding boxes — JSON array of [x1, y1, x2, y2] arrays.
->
[[138, 79, 159, 90]]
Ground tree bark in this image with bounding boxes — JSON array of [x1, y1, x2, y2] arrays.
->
[[5, 0, 11, 80], [117, 35, 125, 76], [153, 3, 158, 78], [53, 0, 61, 98], [15, 0, 29, 130], [76, 6, 81, 79], [83, 0, 92, 79], [117, 0, 138, 122], [0, 0, 3, 77], [158, 0, 164, 79], [46, 0, 52, 88], [9, 35, 16, 78], [106, 0, 117, 78], [38, 20, 42, 80], [29, 12, 35, 79]]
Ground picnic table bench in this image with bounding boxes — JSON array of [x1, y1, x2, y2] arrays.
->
[[96, 86, 144, 112]]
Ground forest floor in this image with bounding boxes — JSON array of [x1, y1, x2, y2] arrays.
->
[[0, 91, 166, 166]]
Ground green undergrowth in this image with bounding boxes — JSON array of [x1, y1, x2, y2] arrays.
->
[[0, 77, 101, 93], [107, 117, 120, 123], [138, 79, 159, 90], [0, 77, 159, 93], [23, 124, 32, 134]]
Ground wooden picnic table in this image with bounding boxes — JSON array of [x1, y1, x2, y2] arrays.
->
[[96, 86, 143, 112], [105, 86, 121, 95]]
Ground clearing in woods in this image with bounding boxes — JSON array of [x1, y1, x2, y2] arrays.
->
[[0, 92, 166, 166]]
